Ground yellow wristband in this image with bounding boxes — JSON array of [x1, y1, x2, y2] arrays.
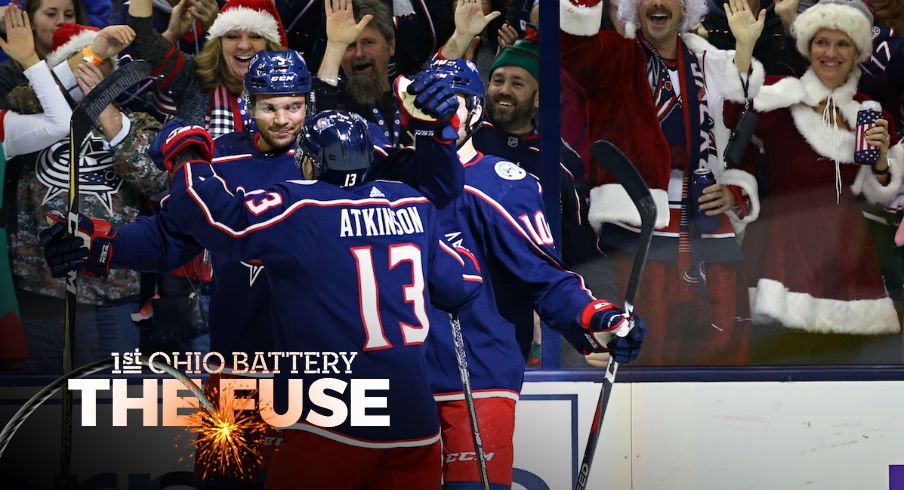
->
[[81, 46, 105, 67]]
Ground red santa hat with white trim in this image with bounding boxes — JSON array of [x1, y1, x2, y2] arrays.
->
[[45, 23, 104, 68], [206, 0, 289, 48]]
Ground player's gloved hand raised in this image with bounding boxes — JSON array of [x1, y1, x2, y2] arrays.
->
[[577, 300, 647, 363], [394, 71, 460, 141], [149, 118, 214, 173], [39, 210, 117, 278]]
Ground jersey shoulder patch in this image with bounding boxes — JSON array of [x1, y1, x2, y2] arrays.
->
[[494, 160, 526, 181]]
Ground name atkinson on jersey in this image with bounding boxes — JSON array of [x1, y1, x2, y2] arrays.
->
[[339, 206, 424, 238]]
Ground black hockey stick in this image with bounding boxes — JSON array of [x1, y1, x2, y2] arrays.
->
[[450, 313, 490, 490], [574, 140, 656, 490], [60, 60, 151, 489]]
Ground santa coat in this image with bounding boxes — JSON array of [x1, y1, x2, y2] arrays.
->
[[560, 1, 765, 234], [737, 68, 904, 334], [560, 2, 767, 364]]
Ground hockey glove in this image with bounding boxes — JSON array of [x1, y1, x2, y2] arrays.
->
[[395, 71, 460, 141], [577, 300, 648, 363], [150, 119, 214, 173], [39, 210, 117, 278]]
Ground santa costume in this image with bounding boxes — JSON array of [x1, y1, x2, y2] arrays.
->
[[560, 0, 767, 365], [731, 0, 903, 335]]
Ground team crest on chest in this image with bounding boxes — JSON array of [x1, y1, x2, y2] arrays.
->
[[494, 161, 526, 181]]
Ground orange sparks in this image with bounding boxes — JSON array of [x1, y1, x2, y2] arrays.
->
[[188, 387, 268, 481]]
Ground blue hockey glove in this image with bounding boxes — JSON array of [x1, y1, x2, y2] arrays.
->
[[605, 313, 647, 363], [575, 300, 647, 363], [150, 119, 214, 173], [39, 210, 117, 278], [394, 71, 460, 141]]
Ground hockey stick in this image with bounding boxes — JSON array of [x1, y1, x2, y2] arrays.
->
[[60, 60, 151, 489], [574, 140, 656, 490], [450, 313, 490, 490]]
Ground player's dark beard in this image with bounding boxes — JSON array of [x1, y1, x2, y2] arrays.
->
[[488, 93, 536, 133], [258, 128, 293, 152], [347, 71, 387, 106]]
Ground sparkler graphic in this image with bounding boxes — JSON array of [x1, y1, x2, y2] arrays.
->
[[189, 384, 269, 481]]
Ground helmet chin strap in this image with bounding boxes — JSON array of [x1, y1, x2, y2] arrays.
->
[[456, 96, 483, 149], [456, 112, 477, 149]]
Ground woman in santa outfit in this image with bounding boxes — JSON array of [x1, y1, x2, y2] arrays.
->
[[127, 0, 289, 138], [729, 0, 903, 340]]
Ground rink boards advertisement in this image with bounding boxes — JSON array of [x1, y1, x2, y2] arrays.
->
[[1, 375, 903, 490]]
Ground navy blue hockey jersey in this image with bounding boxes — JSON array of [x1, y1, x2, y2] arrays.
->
[[427, 152, 599, 401], [163, 160, 482, 446], [111, 130, 464, 360], [112, 132, 297, 357], [472, 122, 603, 266]]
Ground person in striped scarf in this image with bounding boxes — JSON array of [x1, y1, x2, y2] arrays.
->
[[561, 0, 767, 365]]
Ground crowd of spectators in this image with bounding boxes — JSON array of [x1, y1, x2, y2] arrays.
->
[[0, 0, 902, 372]]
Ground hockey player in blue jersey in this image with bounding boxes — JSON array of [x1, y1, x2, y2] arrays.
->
[[39, 50, 467, 486], [42, 50, 464, 361], [154, 110, 483, 489], [419, 59, 648, 490]]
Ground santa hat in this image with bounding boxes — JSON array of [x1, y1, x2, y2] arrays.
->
[[791, 0, 874, 63], [617, 0, 709, 39], [206, 0, 288, 48], [490, 24, 540, 83], [45, 23, 100, 68]]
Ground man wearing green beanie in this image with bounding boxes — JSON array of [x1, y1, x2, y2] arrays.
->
[[473, 25, 617, 372], [475, 24, 540, 152]]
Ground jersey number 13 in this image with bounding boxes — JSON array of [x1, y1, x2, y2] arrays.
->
[[351, 244, 429, 350]]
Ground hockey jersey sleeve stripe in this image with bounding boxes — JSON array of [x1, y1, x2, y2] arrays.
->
[[464, 184, 594, 297], [455, 246, 481, 274], [465, 184, 563, 268], [439, 240, 464, 265], [212, 153, 254, 164]]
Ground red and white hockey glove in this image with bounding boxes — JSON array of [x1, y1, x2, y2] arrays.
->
[[577, 300, 647, 363], [40, 210, 117, 278], [150, 119, 214, 173], [395, 71, 460, 141]]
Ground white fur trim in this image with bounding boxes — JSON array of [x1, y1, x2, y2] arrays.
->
[[559, 0, 604, 37], [751, 76, 806, 112], [693, 42, 765, 102], [207, 6, 281, 45], [587, 185, 670, 231], [719, 168, 760, 232], [678, 33, 765, 101], [751, 278, 901, 334], [791, 3, 873, 62], [680, 32, 716, 54], [753, 67, 860, 113], [788, 104, 857, 163], [45, 30, 97, 68], [852, 144, 904, 206], [624, 22, 638, 39], [752, 68, 862, 163]]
